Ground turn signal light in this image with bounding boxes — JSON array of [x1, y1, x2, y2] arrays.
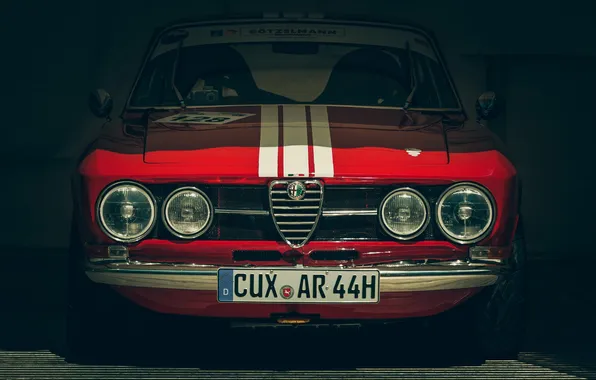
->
[[108, 245, 129, 259], [469, 246, 512, 261]]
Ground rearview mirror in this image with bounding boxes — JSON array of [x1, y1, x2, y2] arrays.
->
[[475, 91, 501, 121], [88, 89, 113, 119]]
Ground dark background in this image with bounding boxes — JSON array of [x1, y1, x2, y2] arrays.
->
[[1, 1, 595, 375], [3, 0, 595, 257]]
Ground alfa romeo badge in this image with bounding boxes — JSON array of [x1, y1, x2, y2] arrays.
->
[[287, 181, 306, 200]]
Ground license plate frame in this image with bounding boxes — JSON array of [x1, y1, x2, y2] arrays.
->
[[217, 267, 380, 304]]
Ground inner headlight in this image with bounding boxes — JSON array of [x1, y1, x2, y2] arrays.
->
[[436, 183, 495, 244], [163, 187, 212, 238], [380, 188, 430, 240], [97, 182, 156, 242]]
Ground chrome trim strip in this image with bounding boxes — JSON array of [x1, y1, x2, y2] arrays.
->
[[271, 190, 320, 194], [322, 209, 378, 217], [212, 208, 379, 217], [214, 209, 270, 216], [325, 186, 378, 190], [273, 206, 320, 210], [275, 213, 318, 217], [86, 259, 506, 271], [86, 266, 498, 277], [88, 257, 129, 264], [86, 260, 503, 292]]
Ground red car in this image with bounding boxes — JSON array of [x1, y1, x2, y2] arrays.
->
[[68, 14, 526, 360]]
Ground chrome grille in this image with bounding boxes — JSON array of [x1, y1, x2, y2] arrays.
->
[[269, 180, 324, 248]]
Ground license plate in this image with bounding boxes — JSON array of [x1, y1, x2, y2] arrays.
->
[[217, 268, 380, 303]]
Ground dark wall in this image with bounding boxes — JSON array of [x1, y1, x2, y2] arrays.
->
[[4, 1, 110, 157], [498, 56, 596, 254], [2, 0, 595, 255], [2, 0, 111, 248]]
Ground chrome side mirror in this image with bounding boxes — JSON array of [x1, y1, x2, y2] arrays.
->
[[88, 89, 113, 119], [475, 91, 502, 121]]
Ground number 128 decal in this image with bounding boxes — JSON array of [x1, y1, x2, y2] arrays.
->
[[154, 112, 255, 125]]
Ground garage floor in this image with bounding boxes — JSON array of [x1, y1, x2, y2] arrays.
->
[[1, 250, 594, 379]]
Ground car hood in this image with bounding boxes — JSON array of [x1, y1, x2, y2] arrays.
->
[[143, 105, 449, 177]]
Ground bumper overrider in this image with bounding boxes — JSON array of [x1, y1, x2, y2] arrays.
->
[[85, 258, 507, 293]]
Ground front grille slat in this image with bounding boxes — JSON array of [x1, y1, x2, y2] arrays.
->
[[274, 214, 318, 217], [269, 180, 324, 248], [272, 206, 320, 210], [271, 190, 320, 194], [271, 198, 321, 202]]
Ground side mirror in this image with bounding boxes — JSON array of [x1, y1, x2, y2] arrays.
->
[[475, 91, 502, 121], [88, 89, 113, 119]]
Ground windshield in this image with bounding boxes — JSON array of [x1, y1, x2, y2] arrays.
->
[[129, 23, 460, 110]]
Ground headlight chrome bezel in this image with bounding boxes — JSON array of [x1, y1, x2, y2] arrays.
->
[[161, 186, 214, 239], [435, 182, 496, 244], [96, 181, 157, 243], [379, 187, 431, 241]]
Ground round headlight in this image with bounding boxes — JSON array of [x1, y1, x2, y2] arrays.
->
[[380, 188, 430, 240], [97, 182, 156, 242], [163, 187, 212, 238], [436, 183, 495, 244]]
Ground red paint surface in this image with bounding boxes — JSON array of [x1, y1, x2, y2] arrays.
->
[[140, 106, 453, 168], [305, 106, 316, 176], [74, 104, 519, 320], [79, 148, 517, 247], [87, 239, 470, 265], [114, 286, 480, 319], [277, 105, 284, 177]]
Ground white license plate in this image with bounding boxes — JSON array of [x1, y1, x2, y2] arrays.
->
[[217, 268, 380, 303]]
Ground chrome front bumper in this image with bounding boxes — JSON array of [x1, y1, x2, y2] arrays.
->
[[85, 259, 508, 293]]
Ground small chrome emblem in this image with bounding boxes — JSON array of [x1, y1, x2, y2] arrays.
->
[[406, 148, 422, 157], [286, 181, 306, 200]]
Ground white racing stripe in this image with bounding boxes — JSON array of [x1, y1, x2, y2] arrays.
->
[[258, 105, 279, 177], [310, 106, 335, 177], [282, 105, 309, 177], [258, 105, 334, 178]]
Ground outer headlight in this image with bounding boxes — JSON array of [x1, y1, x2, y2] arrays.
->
[[379, 188, 430, 240], [162, 187, 213, 238], [97, 182, 156, 242], [436, 183, 495, 244]]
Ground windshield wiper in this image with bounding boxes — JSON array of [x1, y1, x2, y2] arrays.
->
[[403, 40, 417, 112], [171, 39, 186, 109], [396, 41, 418, 127]]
